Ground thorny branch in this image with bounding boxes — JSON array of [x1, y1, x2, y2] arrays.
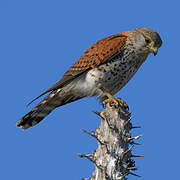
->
[[78, 103, 143, 180]]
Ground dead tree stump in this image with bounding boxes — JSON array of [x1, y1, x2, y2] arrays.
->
[[78, 103, 143, 180]]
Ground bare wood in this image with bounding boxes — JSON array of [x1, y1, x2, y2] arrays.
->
[[79, 103, 142, 180]]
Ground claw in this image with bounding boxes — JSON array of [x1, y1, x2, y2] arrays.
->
[[115, 97, 129, 109], [103, 96, 129, 109], [101, 90, 129, 109]]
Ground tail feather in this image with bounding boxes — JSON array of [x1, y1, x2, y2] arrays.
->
[[17, 90, 82, 130]]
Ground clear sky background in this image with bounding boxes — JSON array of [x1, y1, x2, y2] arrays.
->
[[0, 0, 179, 179]]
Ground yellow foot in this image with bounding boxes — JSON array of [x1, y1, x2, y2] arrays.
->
[[102, 93, 129, 109]]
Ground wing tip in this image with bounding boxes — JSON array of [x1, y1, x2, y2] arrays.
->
[[26, 90, 51, 107]]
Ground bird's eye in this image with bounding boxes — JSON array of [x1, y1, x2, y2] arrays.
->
[[145, 38, 151, 45]]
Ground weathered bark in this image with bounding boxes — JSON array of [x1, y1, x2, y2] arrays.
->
[[78, 103, 142, 180]]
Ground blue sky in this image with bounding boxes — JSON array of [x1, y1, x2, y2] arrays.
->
[[0, 0, 179, 179]]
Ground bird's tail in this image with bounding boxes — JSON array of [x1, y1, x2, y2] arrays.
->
[[17, 89, 81, 130]]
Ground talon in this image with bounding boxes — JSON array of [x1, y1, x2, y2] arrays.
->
[[115, 97, 129, 110], [102, 92, 129, 109]]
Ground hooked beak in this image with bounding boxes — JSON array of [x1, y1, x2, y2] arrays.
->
[[150, 46, 158, 56]]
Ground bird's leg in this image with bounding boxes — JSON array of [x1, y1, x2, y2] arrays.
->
[[102, 91, 129, 109]]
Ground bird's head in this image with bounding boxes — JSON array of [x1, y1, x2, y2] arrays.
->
[[130, 27, 162, 56]]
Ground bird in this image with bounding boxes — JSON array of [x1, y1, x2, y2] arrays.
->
[[17, 27, 162, 130]]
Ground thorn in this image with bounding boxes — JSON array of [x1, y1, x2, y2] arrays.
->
[[82, 130, 107, 147], [131, 126, 141, 129], [128, 134, 143, 141], [77, 153, 94, 163], [123, 145, 134, 156], [93, 111, 105, 120], [129, 141, 141, 145], [129, 172, 141, 178], [124, 115, 134, 126], [121, 172, 129, 179], [130, 155, 144, 158], [93, 111, 100, 116], [126, 111, 132, 117], [77, 153, 93, 158], [126, 159, 136, 168], [127, 166, 138, 170], [82, 130, 96, 138]]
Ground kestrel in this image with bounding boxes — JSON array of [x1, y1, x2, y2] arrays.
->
[[17, 28, 162, 130]]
